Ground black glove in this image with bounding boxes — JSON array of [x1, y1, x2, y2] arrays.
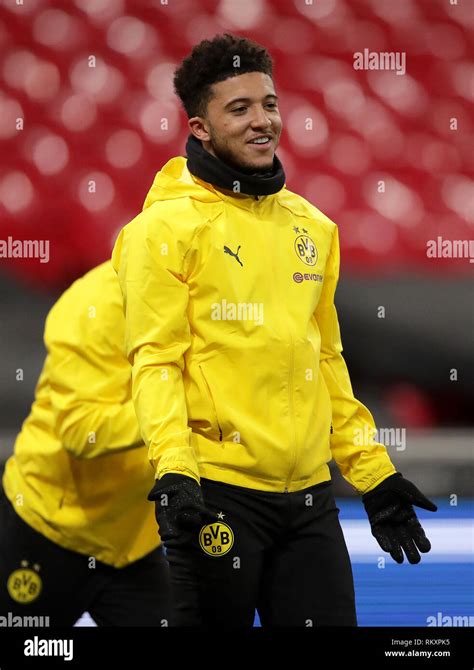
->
[[362, 473, 437, 564], [148, 473, 215, 545]]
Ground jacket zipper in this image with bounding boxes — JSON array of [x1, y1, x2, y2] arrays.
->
[[284, 330, 298, 492], [260, 213, 298, 492]]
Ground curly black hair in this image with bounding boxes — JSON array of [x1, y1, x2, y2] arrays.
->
[[174, 33, 274, 118]]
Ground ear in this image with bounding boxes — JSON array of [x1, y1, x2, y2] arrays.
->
[[188, 117, 211, 142]]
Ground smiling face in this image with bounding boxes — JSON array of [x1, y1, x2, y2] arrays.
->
[[188, 72, 283, 175]]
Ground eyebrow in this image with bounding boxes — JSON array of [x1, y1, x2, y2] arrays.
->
[[224, 94, 278, 109]]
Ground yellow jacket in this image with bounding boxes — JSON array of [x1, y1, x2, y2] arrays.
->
[[2, 262, 159, 568], [112, 157, 396, 494]]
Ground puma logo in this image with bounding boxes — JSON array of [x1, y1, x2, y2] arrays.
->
[[224, 245, 243, 267]]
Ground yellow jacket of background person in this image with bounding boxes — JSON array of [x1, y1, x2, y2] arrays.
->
[[2, 262, 159, 568], [112, 157, 397, 494]]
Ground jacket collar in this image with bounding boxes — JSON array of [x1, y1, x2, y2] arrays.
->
[[185, 134, 286, 197]]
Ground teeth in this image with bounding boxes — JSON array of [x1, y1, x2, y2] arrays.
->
[[251, 137, 270, 144]]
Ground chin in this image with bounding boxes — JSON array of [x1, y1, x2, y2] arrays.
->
[[214, 144, 275, 175], [240, 157, 275, 174], [252, 161, 275, 173]]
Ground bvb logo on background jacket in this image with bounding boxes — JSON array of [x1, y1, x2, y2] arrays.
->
[[112, 157, 395, 494]]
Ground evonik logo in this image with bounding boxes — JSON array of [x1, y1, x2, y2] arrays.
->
[[293, 272, 323, 283]]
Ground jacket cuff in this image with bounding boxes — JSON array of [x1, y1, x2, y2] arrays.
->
[[358, 466, 398, 494], [151, 446, 200, 484]]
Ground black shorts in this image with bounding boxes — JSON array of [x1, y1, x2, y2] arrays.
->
[[0, 487, 171, 626], [166, 478, 357, 627]]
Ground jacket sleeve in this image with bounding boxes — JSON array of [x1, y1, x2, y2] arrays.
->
[[111, 209, 199, 483], [46, 307, 143, 460], [315, 225, 396, 494]]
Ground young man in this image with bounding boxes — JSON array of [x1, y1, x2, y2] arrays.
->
[[0, 262, 171, 626], [112, 34, 437, 627]]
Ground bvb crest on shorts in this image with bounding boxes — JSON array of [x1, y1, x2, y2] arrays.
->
[[7, 560, 42, 604], [199, 521, 234, 557]]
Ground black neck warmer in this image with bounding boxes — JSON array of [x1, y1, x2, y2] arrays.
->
[[185, 134, 286, 197]]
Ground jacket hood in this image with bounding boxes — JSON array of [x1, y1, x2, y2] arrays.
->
[[141, 154, 329, 222], [142, 157, 222, 211]]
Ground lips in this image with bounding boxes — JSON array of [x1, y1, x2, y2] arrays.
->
[[247, 136, 273, 145], [247, 137, 273, 153]]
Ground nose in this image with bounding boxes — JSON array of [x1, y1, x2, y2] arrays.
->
[[249, 105, 272, 129]]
